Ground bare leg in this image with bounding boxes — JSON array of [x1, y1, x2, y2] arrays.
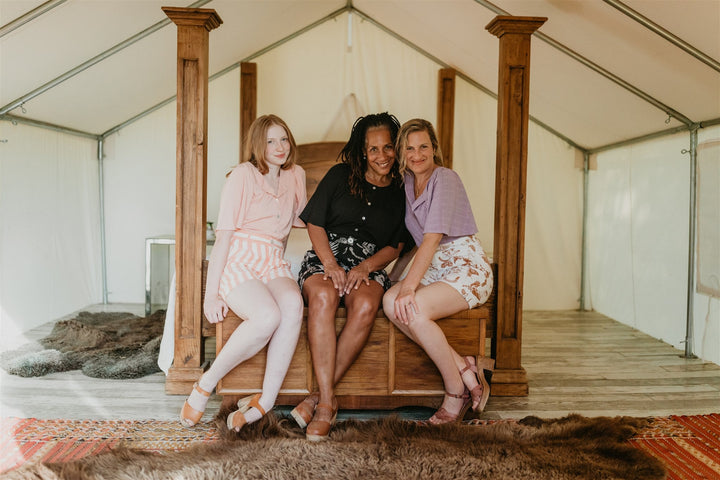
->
[[385, 283, 478, 395], [385, 282, 470, 417], [332, 281, 384, 384], [303, 275, 341, 406]]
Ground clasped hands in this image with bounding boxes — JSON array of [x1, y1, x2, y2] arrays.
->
[[323, 262, 372, 296]]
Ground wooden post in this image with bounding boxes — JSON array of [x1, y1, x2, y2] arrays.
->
[[486, 15, 546, 397], [239, 62, 257, 161], [436, 68, 456, 169], [162, 7, 222, 394]]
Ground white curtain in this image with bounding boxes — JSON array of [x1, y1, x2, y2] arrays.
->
[[588, 132, 691, 349], [0, 121, 101, 348]]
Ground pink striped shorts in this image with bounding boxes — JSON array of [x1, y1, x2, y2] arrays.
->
[[218, 231, 293, 300]]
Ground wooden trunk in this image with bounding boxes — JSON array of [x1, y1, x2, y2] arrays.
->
[[211, 263, 496, 409]]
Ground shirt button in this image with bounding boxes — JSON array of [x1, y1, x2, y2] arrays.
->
[[362, 216, 366, 221], [372, 186, 376, 190], [354, 228, 358, 232], [367, 202, 371, 206], [348, 237, 354, 244]]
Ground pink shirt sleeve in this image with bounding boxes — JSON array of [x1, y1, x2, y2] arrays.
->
[[292, 165, 307, 228], [215, 165, 252, 231]]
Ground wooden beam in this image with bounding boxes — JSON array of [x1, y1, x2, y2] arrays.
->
[[239, 62, 257, 161], [436, 68, 456, 169], [162, 6, 222, 393], [486, 15, 546, 397]]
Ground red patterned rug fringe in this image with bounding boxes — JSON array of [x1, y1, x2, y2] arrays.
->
[[2, 414, 719, 478]]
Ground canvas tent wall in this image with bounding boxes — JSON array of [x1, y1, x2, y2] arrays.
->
[[0, 1, 718, 366]]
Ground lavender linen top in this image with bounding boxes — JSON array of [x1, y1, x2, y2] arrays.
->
[[404, 167, 477, 246]]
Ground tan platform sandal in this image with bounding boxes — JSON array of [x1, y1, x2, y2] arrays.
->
[[226, 393, 266, 432], [180, 383, 211, 427], [428, 390, 471, 425], [461, 356, 491, 412], [290, 392, 319, 429], [305, 398, 338, 442]]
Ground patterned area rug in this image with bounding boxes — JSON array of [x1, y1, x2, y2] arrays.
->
[[1, 414, 718, 479], [629, 414, 720, 480]]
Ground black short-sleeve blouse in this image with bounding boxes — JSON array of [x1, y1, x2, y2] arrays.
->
[[299, 163, 407, 249]]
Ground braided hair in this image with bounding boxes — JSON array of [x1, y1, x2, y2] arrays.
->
[[338, 112, 402, 199]]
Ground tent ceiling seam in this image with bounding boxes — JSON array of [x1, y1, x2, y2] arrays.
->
[[473, 0, 694, 126]]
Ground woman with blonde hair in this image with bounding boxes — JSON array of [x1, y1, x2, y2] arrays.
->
[[383, 118, 493, 424], [180, 114, 307, 431]]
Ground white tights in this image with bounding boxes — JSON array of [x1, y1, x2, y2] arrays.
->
[[188, 277, 303, 425]]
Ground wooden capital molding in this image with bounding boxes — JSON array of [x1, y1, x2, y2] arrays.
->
[[162, 7, 223, 31], [485, 16, 546, 38]]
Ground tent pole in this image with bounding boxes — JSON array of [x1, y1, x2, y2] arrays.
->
[[580, 151, 590, 311], [683, 127, 699, 358], [0, 0, 213, 117], [603, 0, 720, 74], [0, 0, 67, 38], [472, 0, 693, 126], [97, 139, 109, 304]]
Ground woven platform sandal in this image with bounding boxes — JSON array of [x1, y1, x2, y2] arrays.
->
[[461, 356, 491, 413], [290, 392, 319, 429], [180, 383, 211, 427], [226, 393, 266, 432], [305, 398, 338, 442]]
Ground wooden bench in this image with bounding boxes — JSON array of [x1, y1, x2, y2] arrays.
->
[[204, 260, 497, 410]]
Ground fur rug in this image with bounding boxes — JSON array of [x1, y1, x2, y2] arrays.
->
[[3, 411, 666, 480], [0, 310, 164, 379]]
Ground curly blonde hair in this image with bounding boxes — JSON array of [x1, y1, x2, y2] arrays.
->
[[395, 118, 443, 175]]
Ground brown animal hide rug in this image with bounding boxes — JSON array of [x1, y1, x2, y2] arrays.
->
[[0, 310, 164, 379], [3, 410, 666, 480]]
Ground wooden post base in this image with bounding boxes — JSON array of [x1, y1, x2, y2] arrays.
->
[[165, 364, 208, 395], [487, 367, 529, 396]]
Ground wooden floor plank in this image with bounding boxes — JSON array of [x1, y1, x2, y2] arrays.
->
[[1, 305, 717, 421]]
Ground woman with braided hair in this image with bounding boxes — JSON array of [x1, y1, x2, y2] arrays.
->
[[290, 113, 408, 441]]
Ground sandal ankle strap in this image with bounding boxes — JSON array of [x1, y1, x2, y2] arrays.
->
[[459, 356, 478, 376], [194, 383, 211, 397], [316, 402, 335, 412], [445, 391, 469, 400], [248, 394, 266, 416]]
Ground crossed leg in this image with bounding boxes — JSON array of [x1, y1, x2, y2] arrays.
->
[[383, 281, 474, 417]]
